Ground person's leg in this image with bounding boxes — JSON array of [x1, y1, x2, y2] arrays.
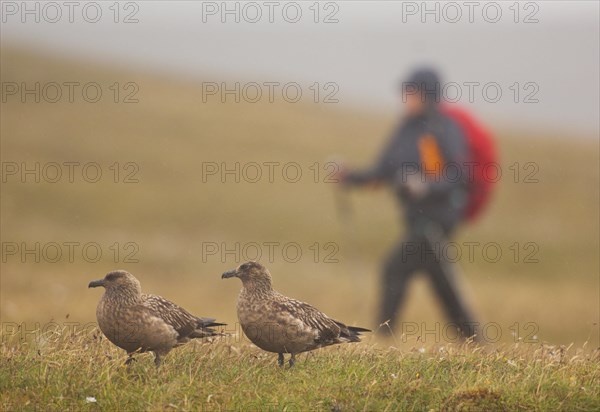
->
[[423, 228, 480, 341], [378, 235, 422, 335]]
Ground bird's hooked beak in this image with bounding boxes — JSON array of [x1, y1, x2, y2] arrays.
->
[[88, 279, 105, 288], [221, 269, 238, 279]]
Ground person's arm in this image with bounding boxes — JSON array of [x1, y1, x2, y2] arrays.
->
[[342, 131, 401, 187]]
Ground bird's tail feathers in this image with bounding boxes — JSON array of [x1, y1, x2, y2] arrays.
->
[[197, 317, 226, 328], [338, 322, 371, 342], [191, 317, 228, 337]]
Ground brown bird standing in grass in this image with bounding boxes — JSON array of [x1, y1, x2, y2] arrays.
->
[[222, 261, 370, 367], [89, 270, 225, 367]]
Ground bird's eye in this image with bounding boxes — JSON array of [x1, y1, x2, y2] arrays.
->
[[106, 272, 120, 281], [240, 263, 249, 271]]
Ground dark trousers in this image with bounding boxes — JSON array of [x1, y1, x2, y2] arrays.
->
[[378, 222, 479, 340]]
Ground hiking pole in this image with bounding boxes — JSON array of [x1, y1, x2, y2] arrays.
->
[[327, 155, 360, 281], [327, 155, 353, 224], [334, 183, 353, 223]]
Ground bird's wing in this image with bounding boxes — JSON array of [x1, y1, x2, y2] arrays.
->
[[272, 294, 342, 344], [141, 294, 198, 339]]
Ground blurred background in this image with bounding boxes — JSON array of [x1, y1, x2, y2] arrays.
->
[[1, 1, 598, 347]]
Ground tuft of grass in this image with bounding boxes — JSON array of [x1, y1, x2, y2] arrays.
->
[[1, 327, 598, 411]]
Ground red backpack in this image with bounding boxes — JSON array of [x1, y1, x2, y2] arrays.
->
[[441, 104, 497, 222]]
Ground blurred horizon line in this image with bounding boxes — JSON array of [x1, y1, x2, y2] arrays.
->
[[1, 41, 599, 141]]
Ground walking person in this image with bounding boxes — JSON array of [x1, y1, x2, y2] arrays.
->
[[338, 68, 493, 341]]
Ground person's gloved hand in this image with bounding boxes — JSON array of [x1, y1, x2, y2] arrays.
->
[[333, 164, 348, 184]]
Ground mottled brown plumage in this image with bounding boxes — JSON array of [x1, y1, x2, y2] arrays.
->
[[222, 261, 370, 367], [89, 270, 224, 366]]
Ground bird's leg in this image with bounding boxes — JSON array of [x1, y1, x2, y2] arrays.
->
[[154, 354, 162, 368], [278, 353, 284, 367], [288, 353, 296, 368], [125, 354, 136, 366]]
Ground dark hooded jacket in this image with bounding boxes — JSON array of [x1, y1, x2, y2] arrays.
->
[[345, 70, 469, 233]]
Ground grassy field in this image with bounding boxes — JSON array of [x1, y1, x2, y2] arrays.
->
[[1, 326, 599, 411], [1, 47, 599, 410]]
